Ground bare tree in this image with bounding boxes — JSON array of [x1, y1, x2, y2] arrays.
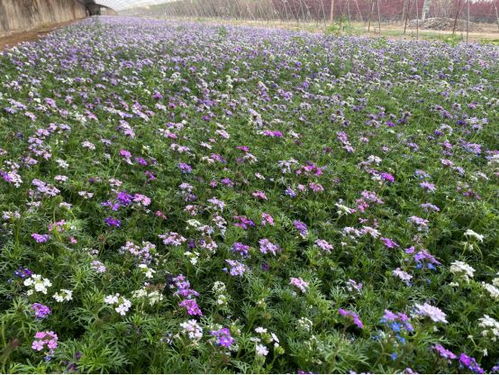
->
[[367, 0, 374, 31], [376, 0, 381, 33], [415, 0, 419, 40], [421, 0, 431, 21], [452, 0, 462, 35], [466, 0, 469, 42]]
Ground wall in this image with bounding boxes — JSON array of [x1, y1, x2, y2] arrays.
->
[[0, 0, 87, 37]]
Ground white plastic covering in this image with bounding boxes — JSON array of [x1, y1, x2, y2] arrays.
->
[[96, 0, 172, 11]]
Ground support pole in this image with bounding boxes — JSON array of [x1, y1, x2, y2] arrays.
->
[[466, 0, 469, 43]]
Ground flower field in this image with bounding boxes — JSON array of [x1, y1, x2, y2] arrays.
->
[[0, 16, 498, 373]]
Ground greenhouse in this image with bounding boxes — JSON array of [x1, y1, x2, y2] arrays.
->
[[0, 0, 498, 373]]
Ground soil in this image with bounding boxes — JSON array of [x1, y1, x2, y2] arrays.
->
[[0, 19, 83, 51]]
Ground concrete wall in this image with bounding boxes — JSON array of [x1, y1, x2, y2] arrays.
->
[[0, 0, 87, 37]]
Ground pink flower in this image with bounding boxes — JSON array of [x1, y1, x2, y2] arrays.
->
[[32, 340, 44, 351], [290, 277, 309, 293], [32, 331, 58, 353], [315, 239, 333, 252], [252, 191, 267, 200], [261, 213, 274, 226]]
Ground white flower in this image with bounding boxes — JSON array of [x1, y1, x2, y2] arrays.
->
[[270, 333, 279, 343], [450, 260, 475, 282], [138, 264, 155, 279], [393, 268, 413, 283], [297, 317, 313, 332], [414, 303, 447, 323], [335, 202, 354, 216], [216, 295, 227, 305], [54, 175, 68, 183], [482, 283, 499, 299], [148, 291, 164, 305], [115, 298, 132, 316], [367, 155, 382, 165], [464, 229, 484, 242], [81, 141, 95, 150], [91, 260, 107, 273], [478, 315, 499, 341], [2, 211, 20, 220], [23, 274, 52, 295], [180, 320, 203, 340], [55, 159, 69, 169], [132, 289, 148, 298], [255, 344, 269, 356], [213, 281, 226, 293], [78, 191, 94, 199], [255, 327, 267, 334], [53, 289, 73, 302], [104, 293, 120, 305], [132, 288, 164, 306]]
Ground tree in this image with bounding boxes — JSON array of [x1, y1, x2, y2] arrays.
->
[[421, 0, 432, 21]]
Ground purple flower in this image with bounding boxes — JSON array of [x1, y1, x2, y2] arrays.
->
[[258, 238, 280, 255], [179, 299, 203, 316], [232, 242, 250, 257], [381, 237, 399, 249], [252, 190, 267, 200], [380, 172, 395, 182], [315, 239, 333, 252], [116, 191, 134, 206], [32, 233, 50, 243], [210, 327, 234, 347], [152, 91, 163, 100], [414, 250, 441, 269], [420, 203, 440, 212], [293, 220, 308, 237], [338, 308, 363, 328], [433, 344, 457, 360], [172, 275, 199, 298], [233, 216, 255, 230], [119, 149, 132, 159], [32, 303, 51, 319], [224, 259, 248, 276], [459, 353, 485, 374], [14, 267, 33, 278], [381, 310, 413, 332], [420, 181, 436, 192], [178, 163, 192, 173], [104, 217, 121, 227]]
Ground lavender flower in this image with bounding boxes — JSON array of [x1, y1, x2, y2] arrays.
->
[[32, 303, 51, 319], [210, 327, 235, 347]]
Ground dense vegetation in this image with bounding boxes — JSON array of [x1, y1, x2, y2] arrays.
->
[[0, 16, 498, 373]]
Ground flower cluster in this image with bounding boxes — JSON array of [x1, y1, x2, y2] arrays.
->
[[338, 308, 364, 328], [23, 274, 52, 295], [104, 294, 132, 316], [32, 331, 58, 353]]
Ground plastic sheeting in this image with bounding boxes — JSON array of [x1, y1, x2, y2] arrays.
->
[[96, 0, 171, 11]]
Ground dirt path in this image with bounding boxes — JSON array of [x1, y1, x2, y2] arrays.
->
[[0, 19, 84, 51]]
